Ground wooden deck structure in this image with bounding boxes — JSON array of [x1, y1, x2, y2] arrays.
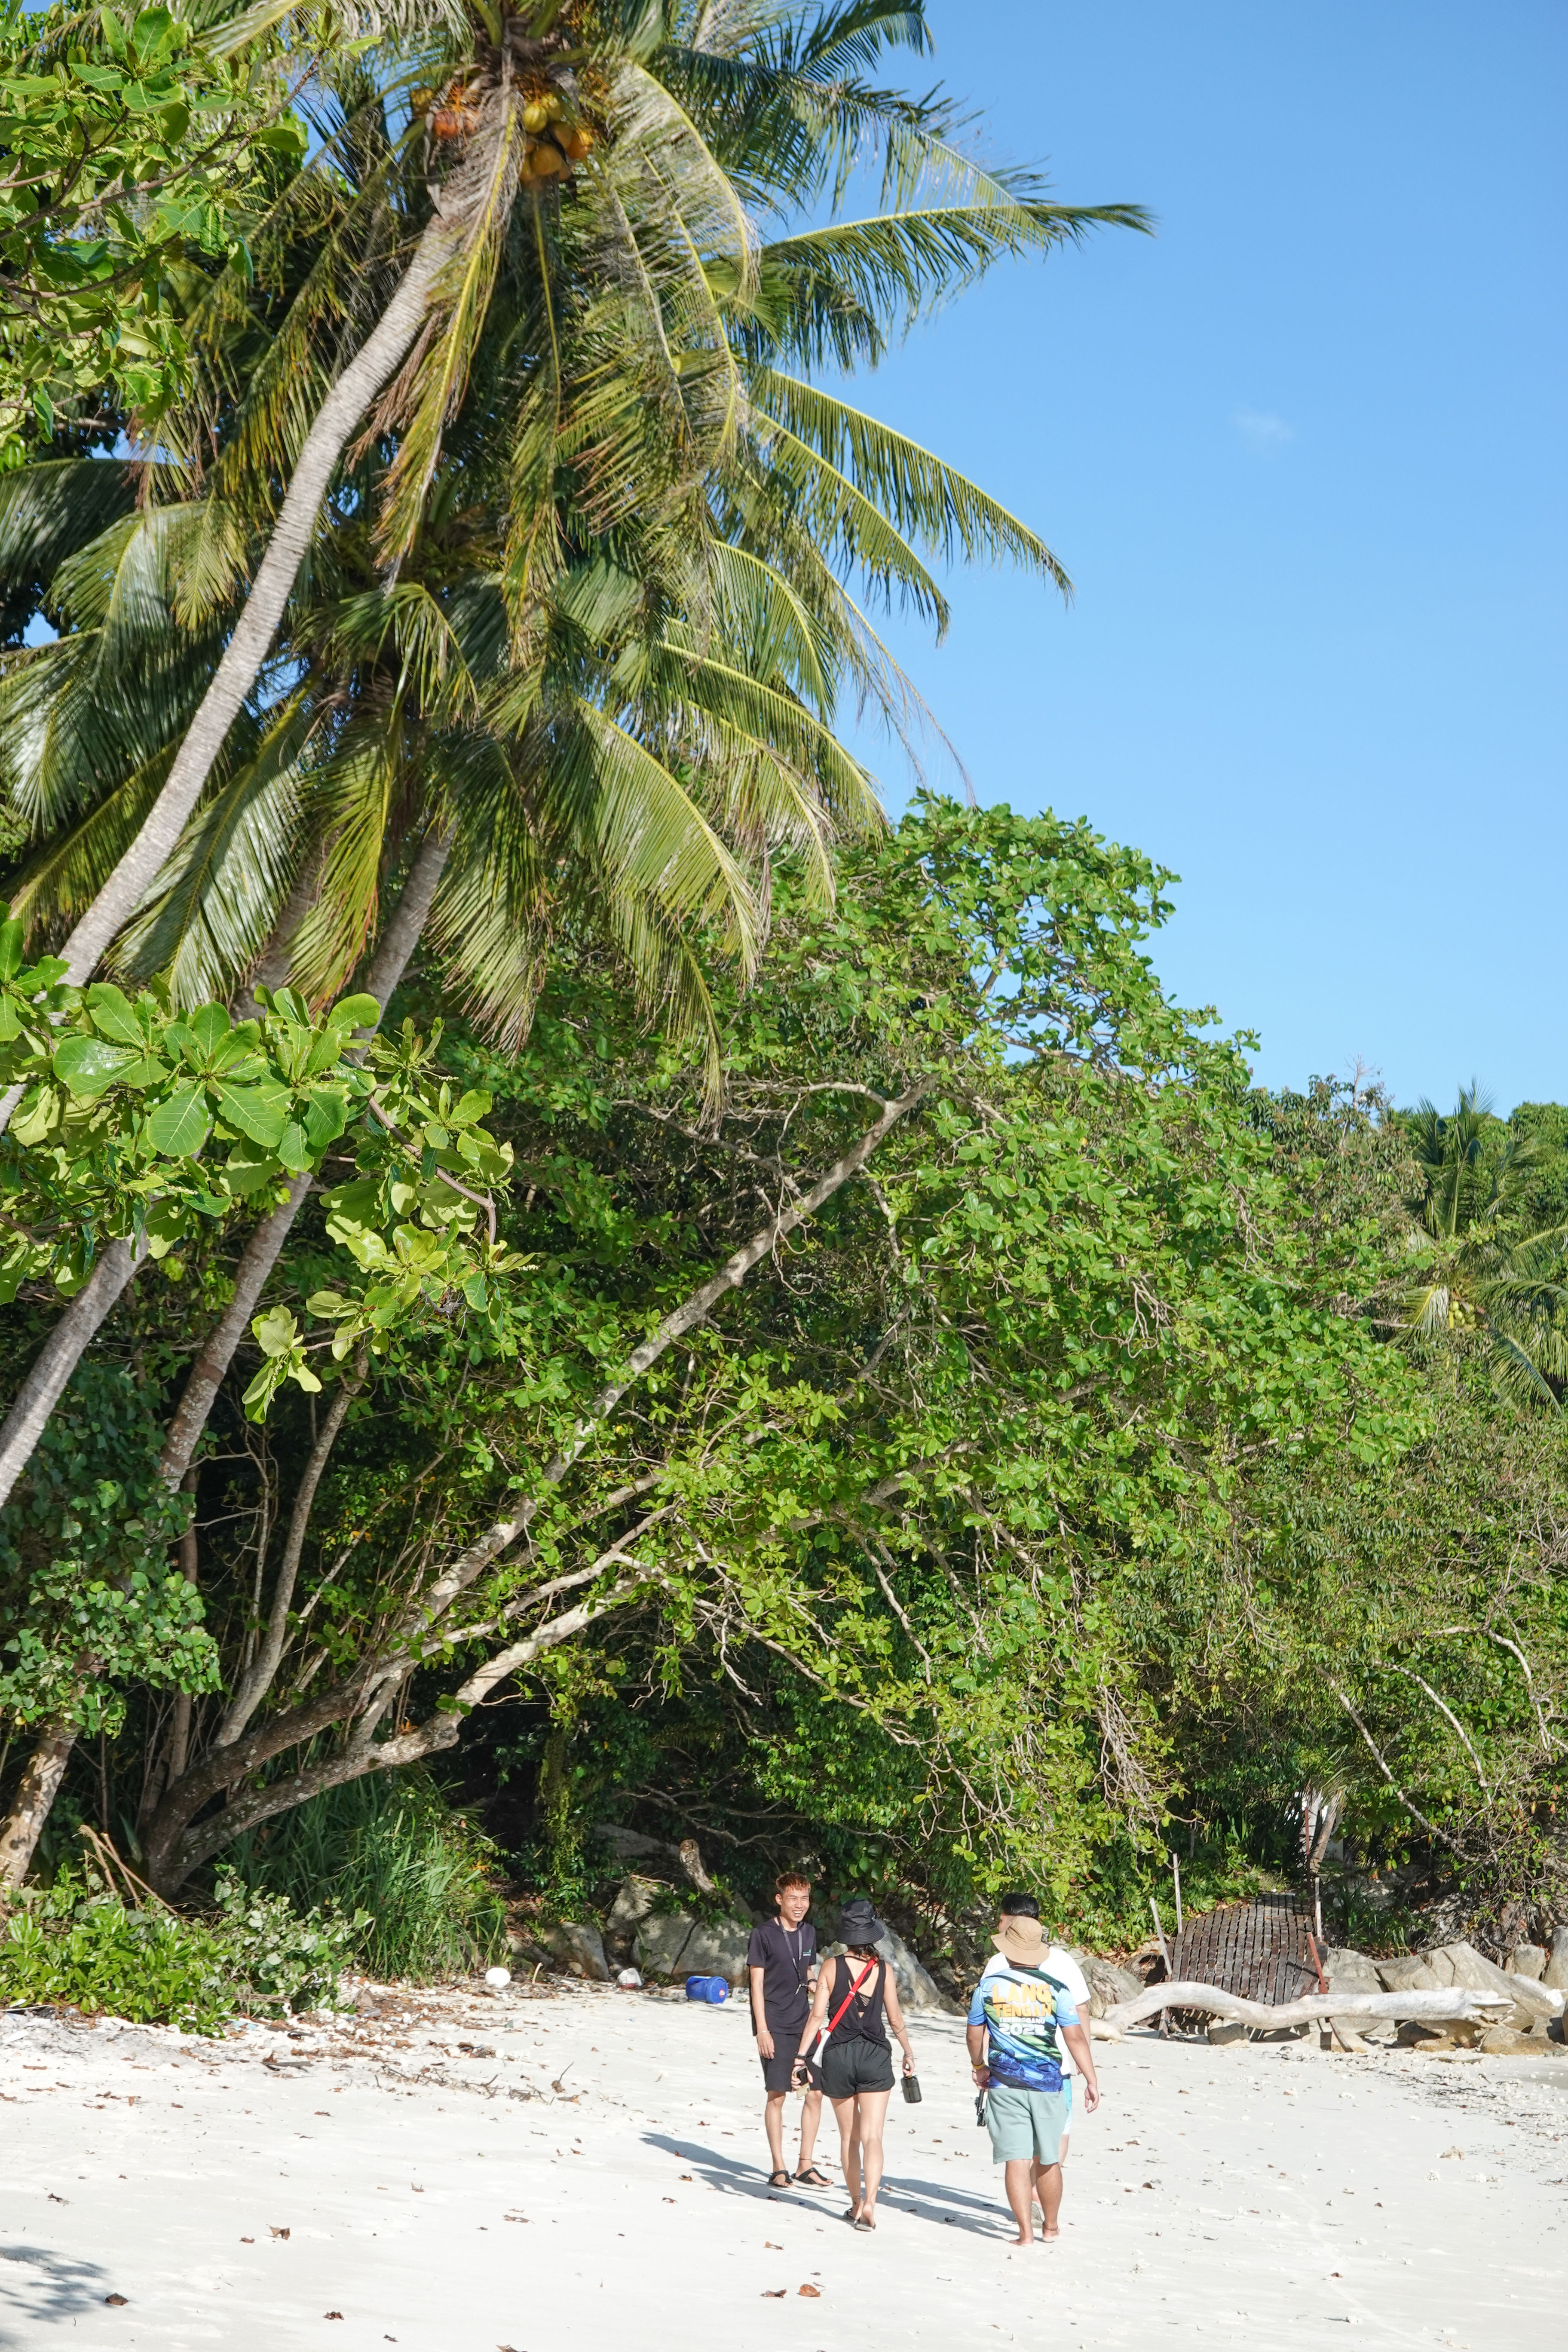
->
[[1169, 1893, 1320, 2006]]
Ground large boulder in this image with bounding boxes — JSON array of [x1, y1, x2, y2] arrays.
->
[[1478, 2024, 1568, 2059], [1070, 1951, 1143, 2017], [1544, 1925, 1568, 1994], [1321, 1946, 1396, 2045], [1423, 1939, 1559, 2030], [542, 1921, 610, 1981], [821, 1926, 960, 2015], [634, 1908, 753, 1988], [1506, 1943, 1548, 1982], [604, 1874, 663, 1964], [1375, 1954, 1439, 1993]]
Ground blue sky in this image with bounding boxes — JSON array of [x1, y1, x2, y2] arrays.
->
[[845, 2, 1566, 1112]]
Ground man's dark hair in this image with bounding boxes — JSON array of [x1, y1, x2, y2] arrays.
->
[[998, 1892, 1040, 1918]]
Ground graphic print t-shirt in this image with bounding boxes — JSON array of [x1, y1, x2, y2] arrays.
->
[[968, 1957, 1079, 2093]]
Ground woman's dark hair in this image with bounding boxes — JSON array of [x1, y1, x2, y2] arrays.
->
[[844, 1943, 880, 1961]]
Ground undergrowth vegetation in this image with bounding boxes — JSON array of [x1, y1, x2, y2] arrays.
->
[[0, 1863, 359, 2033]]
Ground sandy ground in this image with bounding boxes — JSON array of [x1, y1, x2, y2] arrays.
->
[[1, 1978, 1565, 2350]]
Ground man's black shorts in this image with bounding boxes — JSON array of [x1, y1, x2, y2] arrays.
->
[[758, 2040, 801, 2095], [820, 2040, 895, 2100]]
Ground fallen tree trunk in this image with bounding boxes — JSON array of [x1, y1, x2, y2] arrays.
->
[[1092, 1980, 1536, 2040]]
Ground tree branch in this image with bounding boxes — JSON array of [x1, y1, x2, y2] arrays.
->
[[1334, 1686, 1464, 1854]]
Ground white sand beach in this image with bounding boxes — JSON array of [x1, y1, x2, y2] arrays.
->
[[2, 1980, 1564, 2350]]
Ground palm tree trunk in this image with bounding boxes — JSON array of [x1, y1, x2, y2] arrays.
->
[[0, 1237, 148, 1515], [28, 211, 461, 1007], [0, 1713, 77, 1893], [157, 823, 452, 1491]]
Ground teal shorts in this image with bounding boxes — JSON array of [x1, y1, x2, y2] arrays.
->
[[985, 2082, 1069, 2166]]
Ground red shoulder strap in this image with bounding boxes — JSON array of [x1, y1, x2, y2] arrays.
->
[[827, 1958, 876, 2036]]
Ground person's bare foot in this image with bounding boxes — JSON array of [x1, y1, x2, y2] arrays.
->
[[1039, 2228, 1060, 2242], [1012, 2231, 1032, 2247]]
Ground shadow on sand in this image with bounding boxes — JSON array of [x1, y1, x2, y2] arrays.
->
[[0, 2243, 119, 2340], [640, 2131, 1014, 2239]]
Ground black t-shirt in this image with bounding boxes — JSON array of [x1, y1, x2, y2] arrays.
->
[[747, 1917, 818, 2035]]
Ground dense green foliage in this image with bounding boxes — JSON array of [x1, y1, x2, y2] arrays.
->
[[229, 1771, 507, 1978], [0, 0, 308, 454], [0, 1859, 358, 2027]]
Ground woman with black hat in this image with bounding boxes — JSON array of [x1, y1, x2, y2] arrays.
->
[[790, 1899, 916, 2231]]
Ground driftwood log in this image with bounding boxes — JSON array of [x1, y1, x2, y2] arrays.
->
[[1091, 1980, 1527, 2040]]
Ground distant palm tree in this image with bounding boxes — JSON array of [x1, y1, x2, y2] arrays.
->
[[1396, 1085, 1568, 1408]]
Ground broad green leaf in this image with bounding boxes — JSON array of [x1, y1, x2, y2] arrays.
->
[[184, 1003, 231, 1058], [451, 1090, 492, 1127], [223, 1140, 279, 1196], [302, 1089, 349, 1151], [252, 1305, 298, 1358], [0, 918, 23, 983], [276, 1116, 310, 1172], [53, 1033, 142, 1099], [216, 1081, 288, 1147], [10, 1086, 61, 1145], [322, 1177, 381, 1238], [147, 1081, 211, 1158], [306, 1289, 351, 1319], [84, 983, 148, 1048], [330, 993, 381, 1031]]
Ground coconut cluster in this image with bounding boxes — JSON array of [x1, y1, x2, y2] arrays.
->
[[520, 87, 593, 178], [412, 78, 593, 178]]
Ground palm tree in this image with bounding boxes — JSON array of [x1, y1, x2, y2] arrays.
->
[[1396, 1086, 1568, 1408], [15, 0, 1145, 999]]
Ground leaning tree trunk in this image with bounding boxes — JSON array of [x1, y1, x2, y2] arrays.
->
[[0, 201, 461, 1076], [0, 1238, 148, 1515], [0, 832, 453, 1891], [158, 823, 452, 1491], [44, 221, 458, 998], [0, 1713, 78, 1893]]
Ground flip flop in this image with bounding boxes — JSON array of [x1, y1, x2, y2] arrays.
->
[[766, 2170, 791, 2189], [793, 2166, 830, 2187], [852, 2215, 876, 2231]]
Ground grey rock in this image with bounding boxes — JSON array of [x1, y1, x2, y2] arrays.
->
[[634, 1908, 753, 1988], [1543, 1925, 1568, 1994], [1478, 2024, 1568, 2059], [1207, 2018, 1250, 2046], [543, 1921, 610, 1981], [603, 1874, 664, 1964], [1375, 1954, 1440, 1993], [878, 1925, 958, 2015], [821, 1926, 959, 2015], [1322, 1946, 1397, 2044], [594, 1822, 681, 1866], [1506, 1943, 1549, 1982], [1424, 1939, 1559, 2029], [1071, 1951, 1143, 2016]]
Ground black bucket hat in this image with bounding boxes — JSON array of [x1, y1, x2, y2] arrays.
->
[[837, 1898, 888, 1948]]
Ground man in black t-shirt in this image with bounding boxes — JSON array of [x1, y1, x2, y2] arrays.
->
[[747, 1872, 827, 2189]]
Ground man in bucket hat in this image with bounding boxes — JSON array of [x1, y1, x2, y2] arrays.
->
[[967, 1899, 1100, 2246]]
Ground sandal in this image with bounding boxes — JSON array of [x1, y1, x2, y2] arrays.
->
[[766, 2170, 791, 2190], [852, 2215, 876, 2232], [793, 2166, 830, 2188]]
